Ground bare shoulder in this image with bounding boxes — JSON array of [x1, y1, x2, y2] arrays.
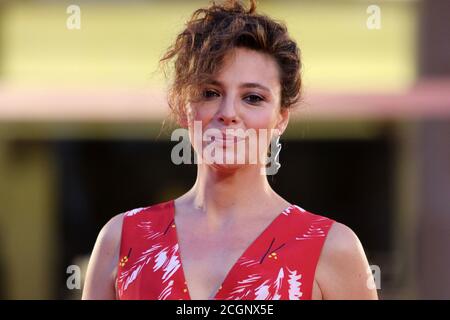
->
[[97, 213, 125, 248], [88, 213, 124, 259], [324, 222, 362, 255], [314, 221, 379, 300], [81, 213, 125, 300]]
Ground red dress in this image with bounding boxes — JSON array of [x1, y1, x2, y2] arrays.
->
[[116, 199, 335, 300]]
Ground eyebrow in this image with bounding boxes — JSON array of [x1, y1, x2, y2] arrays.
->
[[207, 80, 272, 94]]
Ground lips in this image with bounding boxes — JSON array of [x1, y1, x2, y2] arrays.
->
[[205, 131, 244, 143], [211, 134, 243, 144], [215, 136, 239, 142]]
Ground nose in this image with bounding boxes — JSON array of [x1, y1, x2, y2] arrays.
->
[[217, 95, 239, 125]]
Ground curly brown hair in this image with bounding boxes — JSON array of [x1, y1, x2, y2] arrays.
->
[[160, 0, 302, 125]]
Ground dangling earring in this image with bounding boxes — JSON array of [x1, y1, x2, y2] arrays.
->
[[265, 133, 282, 176]]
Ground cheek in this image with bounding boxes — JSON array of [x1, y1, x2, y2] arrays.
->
[[242, 109, 279, 136], [187, 105, 215, 152], [190, 105, 215, 129], [246, 115, 274, 129], [240, 111, 280, 157], [194, 108, 213, 122]]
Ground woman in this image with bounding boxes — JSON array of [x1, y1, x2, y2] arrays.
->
[[82, 0, 378, 300]]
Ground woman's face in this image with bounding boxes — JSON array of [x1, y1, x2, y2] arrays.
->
[[187, 47, 289, 172]]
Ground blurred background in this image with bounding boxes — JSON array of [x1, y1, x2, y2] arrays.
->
[[0, 0, 449, 299]]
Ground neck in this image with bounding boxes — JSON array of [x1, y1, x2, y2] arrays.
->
[[183, 164, 282, 224]]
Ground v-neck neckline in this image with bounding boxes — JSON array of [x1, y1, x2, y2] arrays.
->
[[169, 199, 294, 300]]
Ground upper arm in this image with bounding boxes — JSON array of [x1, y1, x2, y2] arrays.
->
[[81, 213, 124, 300], [314, 222, 379, 300]]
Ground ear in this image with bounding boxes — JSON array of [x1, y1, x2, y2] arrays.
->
[[276, 107, 290, 135]]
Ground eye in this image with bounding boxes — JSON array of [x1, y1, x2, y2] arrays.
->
[[202, 89, 220, 99], [244, 94, 264, 105]]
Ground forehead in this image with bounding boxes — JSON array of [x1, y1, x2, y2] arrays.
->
[[213, 47, 281, 89]]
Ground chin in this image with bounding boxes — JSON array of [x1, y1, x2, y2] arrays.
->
[[208, 161, 247, 174]]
